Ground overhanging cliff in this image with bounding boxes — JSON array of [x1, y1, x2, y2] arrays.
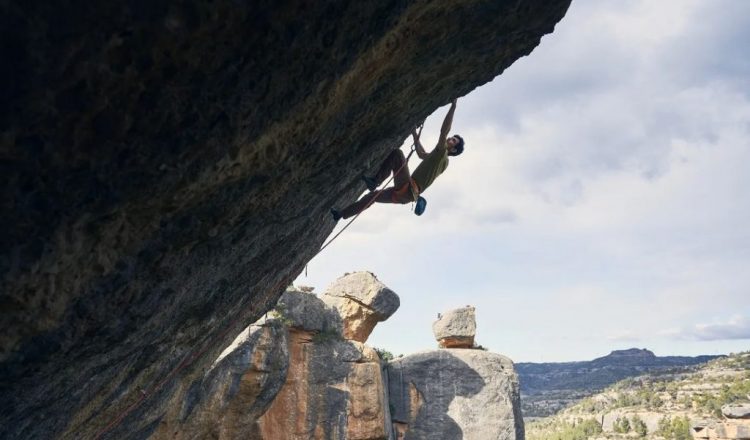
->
[[0, 1, 571, 438]]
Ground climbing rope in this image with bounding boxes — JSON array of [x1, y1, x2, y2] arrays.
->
[[317, 146, 417, 255], [317, 122, 424, 255]]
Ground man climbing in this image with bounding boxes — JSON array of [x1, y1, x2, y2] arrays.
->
[[331, 98, 464, 221]]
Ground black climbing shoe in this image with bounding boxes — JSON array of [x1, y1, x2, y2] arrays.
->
[[361, 175, 377, 192], [330, 208, 342, 221]]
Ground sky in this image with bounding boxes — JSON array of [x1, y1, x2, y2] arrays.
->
[[295, 0, 750, 362]]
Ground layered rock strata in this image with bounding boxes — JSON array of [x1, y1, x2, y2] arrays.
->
[[0, 1, 571, 437], [693, 404, 750, 440]]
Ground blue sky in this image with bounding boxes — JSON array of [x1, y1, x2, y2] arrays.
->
[[296, 0, 750, 362]]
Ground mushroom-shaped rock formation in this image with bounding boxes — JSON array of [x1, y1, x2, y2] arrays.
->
[[0, 1, 571, 438], [322, 271, 400, 342], [152, 285, 393, 439], [433, 306, 477, 348]]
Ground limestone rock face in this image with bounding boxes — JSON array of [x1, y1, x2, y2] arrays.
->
[[151, 321, 290, 440], [322, 272, 400, 342], [275, 287, 341, 334], [723, 404, 750, 420], [387, 349, 524, 440], [433, 306, 477, 348], [257, 334, 387, 440], [149, 283, 395, 439], [692, 418, 750, 440], [0, 1, 571, 437], [691, 404, 750, 440]]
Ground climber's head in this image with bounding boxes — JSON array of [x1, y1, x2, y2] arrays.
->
[[447, 135, 464, 157]]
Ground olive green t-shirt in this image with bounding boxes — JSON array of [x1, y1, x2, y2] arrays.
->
[[411, 146, 449, 193]]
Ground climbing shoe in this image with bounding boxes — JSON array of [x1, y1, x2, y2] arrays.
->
[[414, 196, 427, 216], [330, 208, 342, 221], [361, 175, 377, 192]]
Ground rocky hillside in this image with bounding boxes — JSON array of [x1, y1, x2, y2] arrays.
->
[[0, 2, 571, 438], [526, 351, 750, 440], [518, 349, 721, 418], [148, 271, 524, 439]]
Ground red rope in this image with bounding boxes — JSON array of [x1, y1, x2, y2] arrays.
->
[[93, 303, 254, 439]]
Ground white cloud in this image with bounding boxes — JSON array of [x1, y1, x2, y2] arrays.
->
[[300, 0, 750, 361], [663, 316, 750, 341], [608, 331, 642, 342]]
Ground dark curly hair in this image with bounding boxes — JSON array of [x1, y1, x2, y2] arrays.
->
[[449, 134, 464, 157]]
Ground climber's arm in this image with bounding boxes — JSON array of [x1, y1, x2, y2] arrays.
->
[[436, 98, 457, 149], [412, 129, 428, 159]]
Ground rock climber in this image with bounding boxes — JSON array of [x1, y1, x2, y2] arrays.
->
[[331, 98, 464, 221]]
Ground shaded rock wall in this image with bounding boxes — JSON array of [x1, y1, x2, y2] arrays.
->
[[0, 1, 570, 438], [150, 322, 290, 439], [387, 349, 524, 440]]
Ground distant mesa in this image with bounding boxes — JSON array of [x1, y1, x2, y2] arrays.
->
[[516, 348, 722, 419], [602, 348, 657, 359]]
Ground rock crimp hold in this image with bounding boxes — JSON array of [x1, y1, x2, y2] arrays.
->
[[432, 306, 476, 348], [387, 349, 524, 440], [322, 271, 400, 343]]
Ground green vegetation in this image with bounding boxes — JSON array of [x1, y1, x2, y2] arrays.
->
[[311, 329, 341, 343], [526, 351, 750, 440], [656, 416, 691, 440], [692, 373, 750, 417], [373, 347, 395, 362], [527, 418, 602, 440], [612, 416, 630, 433], [269, 303, 294, 327], [631, 415, 648, 437]]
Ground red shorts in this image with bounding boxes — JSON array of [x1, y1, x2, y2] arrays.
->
[[391, 179, 420, 203]]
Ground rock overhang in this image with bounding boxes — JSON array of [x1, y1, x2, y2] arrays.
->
[[0, 1, 572, 438]]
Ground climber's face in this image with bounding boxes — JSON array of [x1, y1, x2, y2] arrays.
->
[[446, 136, 459, 153]]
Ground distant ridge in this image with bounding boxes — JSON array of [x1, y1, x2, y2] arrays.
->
[[517, 348, 722, 418]]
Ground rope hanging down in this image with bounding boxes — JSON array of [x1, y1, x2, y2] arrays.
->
[[317, 123, 423, 255]]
